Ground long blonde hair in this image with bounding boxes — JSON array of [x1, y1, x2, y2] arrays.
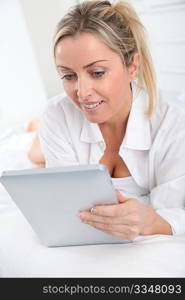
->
[[53, 0, 157, 117]]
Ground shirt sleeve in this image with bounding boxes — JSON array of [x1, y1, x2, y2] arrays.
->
[[150, 133, 185, 235], [38, 101, 79, 168]]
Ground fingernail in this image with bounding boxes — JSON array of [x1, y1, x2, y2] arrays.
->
[[80, 217, 87, 224], [79, 212, 86, 222]]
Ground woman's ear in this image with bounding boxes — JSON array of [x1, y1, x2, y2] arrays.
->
[[128, 52, 140, 81]]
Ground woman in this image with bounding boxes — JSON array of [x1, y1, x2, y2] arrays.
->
[[38, 0, 185, 240]]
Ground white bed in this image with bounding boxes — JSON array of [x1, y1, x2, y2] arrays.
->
[[0, 94, 185, 278]]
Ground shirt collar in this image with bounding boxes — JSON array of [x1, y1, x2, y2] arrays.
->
[[80, 119, 103, 143], [80, 82, 152, 150]]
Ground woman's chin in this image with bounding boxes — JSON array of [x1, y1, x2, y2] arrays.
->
[[85, 115, 108, 124]]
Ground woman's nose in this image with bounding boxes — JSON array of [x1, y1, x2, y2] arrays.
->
[[76, 77, 92, 100]]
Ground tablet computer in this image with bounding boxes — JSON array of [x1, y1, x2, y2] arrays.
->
[[0, 164, 129, 247]]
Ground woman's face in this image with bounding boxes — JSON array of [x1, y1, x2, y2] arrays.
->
[[55, 32, 138, 125]]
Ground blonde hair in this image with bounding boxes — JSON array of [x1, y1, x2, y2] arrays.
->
[[53, 0, 157, 117]]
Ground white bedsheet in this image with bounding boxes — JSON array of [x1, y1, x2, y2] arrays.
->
[[0, 125, 185, 278]]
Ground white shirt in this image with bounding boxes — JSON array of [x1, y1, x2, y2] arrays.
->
[[39, 83, 185, 236], [111, 176, 149, 203]]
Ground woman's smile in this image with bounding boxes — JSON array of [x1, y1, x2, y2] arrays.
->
[[81, 100, 104, 113]]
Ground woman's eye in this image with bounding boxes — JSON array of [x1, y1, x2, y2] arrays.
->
[[61, 74, 75, 80], [92, 71, 105, 78]]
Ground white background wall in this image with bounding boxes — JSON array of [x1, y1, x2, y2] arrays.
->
[[19, 0, 77, 99], [129, 0, 185, 92], [0, 0, 185, 133], [0, 0, 47, 132], [0, 0, 76, 133]]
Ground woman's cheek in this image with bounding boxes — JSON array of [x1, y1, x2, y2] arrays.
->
[[62, 81, 69, 93], [63, 82, 74, 97], [63, 83, 79, 107]]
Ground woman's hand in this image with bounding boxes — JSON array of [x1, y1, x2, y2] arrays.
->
[[79, 190, 172, 240]]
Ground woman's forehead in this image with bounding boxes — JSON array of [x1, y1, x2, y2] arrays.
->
[[56, 33, 109, 54], [55, 32, 121, 67]]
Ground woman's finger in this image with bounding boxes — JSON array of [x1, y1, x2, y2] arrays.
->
[[86, 221, 127, 233], [87, 222, 139, 240], [115, 189, 127, 203], [87, 202, 128, 217], [79, 211, 127, 225]]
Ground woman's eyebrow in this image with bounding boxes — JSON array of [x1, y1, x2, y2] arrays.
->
[[56, 60, 108, 70], [83, 60, 108, 68]]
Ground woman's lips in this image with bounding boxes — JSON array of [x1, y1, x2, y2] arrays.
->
[[81, 100, 104, 112]]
